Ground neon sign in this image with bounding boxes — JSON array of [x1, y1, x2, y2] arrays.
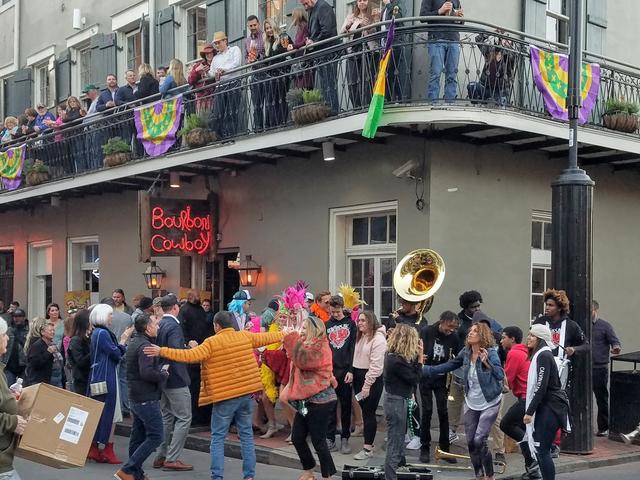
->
[[149, 201, 213, 256]]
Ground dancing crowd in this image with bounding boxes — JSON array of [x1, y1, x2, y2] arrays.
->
[[0, 282, 621, 480]]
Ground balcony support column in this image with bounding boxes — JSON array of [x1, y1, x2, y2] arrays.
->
[[551, 0, 594, 454]]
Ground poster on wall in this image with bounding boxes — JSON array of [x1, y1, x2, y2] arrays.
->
[[64, 291, 91, 313], [178, 287, 212, 302], [138, 193, 217, 261]]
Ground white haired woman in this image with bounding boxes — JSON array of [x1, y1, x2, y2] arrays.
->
[[87, 304, 134, 464], [0, 317, 27, 479]]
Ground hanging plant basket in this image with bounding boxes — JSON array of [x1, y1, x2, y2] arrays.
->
[[291, 102, 331, 126], [603, 112, 639, 133], [104, 152, 131, 168], [25, 171, 50, 186], [184, 128, 215, 149]]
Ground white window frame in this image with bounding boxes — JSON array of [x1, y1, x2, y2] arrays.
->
[[67, 236, 100, 305], [329, 201, 398, 320], [260, 0, 288, 30], [173, 0, 208, 69], [26, 46, 56, 109], [27, 240, 52, 318], [545, 0, 569, 44], [530, 211, 552, 320], [125, 29, 144, 73], [185, 2, 208, 63]]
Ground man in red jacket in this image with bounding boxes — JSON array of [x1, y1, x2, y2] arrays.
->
[[499, 326, 541, 480]]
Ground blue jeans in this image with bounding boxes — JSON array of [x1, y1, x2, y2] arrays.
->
[[118, 360, 130, 415], [122, 400, 163, 480], [427, 41, 460, 101], [210, 394, 255, 480], [384, 393, 408, 480]]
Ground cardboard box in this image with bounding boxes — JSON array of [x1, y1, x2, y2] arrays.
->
[[16, 383, 104, 469]]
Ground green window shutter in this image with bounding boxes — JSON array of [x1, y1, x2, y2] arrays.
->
[[226, 0, 246, 49], [4, 69, 33, 116], [55, 49, 72, 104], [207, 0, 226, 41], [155, 6, 175, 68], [586, 0, 607, 55], [523, 0, 547, 38]]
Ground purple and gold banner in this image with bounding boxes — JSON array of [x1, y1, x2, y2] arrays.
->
[[530, 46, 600, 124], [134, 94, 183, 156], [0, 144, 25, 190]]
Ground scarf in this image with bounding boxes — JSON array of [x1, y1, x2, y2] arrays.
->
[[525, 345, 551, 454]]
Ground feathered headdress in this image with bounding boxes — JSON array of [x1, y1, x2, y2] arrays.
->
[[339, 283, 367, 322], [278, 282, 309, 330]]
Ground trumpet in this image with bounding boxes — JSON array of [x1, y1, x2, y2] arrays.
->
[[622, 423, 640, 444]]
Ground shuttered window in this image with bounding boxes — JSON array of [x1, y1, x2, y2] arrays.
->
[[155, 6, 175, 68], [3, 69, 32, 117], [56, 49, 72, 104], [523, 0, 548, 39], [90, 33, 118, 88], [586, 0, 607, 55], [205, 0, 246, 49]]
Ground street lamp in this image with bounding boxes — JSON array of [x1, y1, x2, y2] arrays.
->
[[551, 0, 593, 454], [143, 261, 166, 291], [235, 255, 262, 287]]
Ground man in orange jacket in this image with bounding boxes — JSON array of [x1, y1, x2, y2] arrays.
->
[[144, 310, 284, 480]]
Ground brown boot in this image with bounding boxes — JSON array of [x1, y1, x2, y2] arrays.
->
[[113, 469, 135, 480]]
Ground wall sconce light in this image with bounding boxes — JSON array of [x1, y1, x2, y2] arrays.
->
[[235, 255, 262, 287], [322, 141, 335, 161], [169, 172, 181, 188], [143, 261, 166, 290]]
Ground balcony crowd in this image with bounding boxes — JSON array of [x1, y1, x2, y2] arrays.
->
[[0, 0, 524, 188]]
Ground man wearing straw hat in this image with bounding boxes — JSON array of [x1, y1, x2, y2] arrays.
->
[[208, 31, 242, 139]]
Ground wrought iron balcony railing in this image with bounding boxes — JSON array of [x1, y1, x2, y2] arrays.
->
[[2, 17, 639, 192]]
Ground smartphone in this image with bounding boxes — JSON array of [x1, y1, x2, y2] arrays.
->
[[355, 392, 363, 401], [161, 364, 170, 372]]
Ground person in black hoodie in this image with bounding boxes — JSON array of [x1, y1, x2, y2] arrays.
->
[[418, 310, 460, 463], [2, 309, 28, 386], [384, 297, 428, 335], [67, 309, 92, 395], [532, 288, 587, 458], [115, 313, 169, 480], [524, 324, 570, 480], [383, 324, 423, 480], [325, 295, 357, 454]]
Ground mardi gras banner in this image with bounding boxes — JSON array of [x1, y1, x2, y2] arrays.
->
[[64, 290, 91, 313], [0, 144, 25, 190], [530, 46, 601, 124], [134, 94, 183, 156]]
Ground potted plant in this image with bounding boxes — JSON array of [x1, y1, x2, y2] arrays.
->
[[102, 137, 131, 167], [286, 88, 305, 109], [178, 113, 215, 148], [603, 98, 640, 133], [24, 159, 50, 186], [291, 88, 331, 126]]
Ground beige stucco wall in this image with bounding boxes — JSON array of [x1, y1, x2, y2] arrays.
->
[[428, 139, 640, 353]]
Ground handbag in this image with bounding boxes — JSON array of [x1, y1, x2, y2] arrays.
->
[[89, 330, 109, 397]]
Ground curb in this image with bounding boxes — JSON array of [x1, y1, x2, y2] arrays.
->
[[116, 423, 640, 477]]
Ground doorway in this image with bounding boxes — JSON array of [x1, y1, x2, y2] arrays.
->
[[28, 241, 53, 318], [0, 250, 14, 306], [205, 251, 239, 314]]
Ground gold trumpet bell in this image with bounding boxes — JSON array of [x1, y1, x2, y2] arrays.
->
[[434, 447, 470, 462], [393, 249, 446, 303]]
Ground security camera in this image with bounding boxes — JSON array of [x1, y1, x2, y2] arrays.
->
[[392, 159, 419, 178]]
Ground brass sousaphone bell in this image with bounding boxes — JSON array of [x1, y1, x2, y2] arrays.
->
[[393, 249, 445, 321]]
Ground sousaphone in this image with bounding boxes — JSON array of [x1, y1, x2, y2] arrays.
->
[[393, 249, 445, 319]]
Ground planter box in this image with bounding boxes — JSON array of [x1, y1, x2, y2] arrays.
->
[[291, 102, 331, 126], [104, 152, 130, 167], [25, 171, 49, 186], [184, 128, 215, 148], [603, 112, 639, 133]]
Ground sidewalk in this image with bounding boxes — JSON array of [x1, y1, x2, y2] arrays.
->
[[116, 417, 640, 479]]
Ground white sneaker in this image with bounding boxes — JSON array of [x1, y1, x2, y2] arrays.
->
[[404, 433, 412, 443], [353, 448, 374, 460], [449, 430, 459, 443], [406, 436, 422, 450]]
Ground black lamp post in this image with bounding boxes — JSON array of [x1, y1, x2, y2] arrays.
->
[[143, 261, 166, 293], [551, 0, 594, 454]]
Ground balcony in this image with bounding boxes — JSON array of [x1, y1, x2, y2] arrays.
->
[[2, 17, 640, 206]]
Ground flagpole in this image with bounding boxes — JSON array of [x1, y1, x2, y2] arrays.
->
[[551, 0, 594, 454]]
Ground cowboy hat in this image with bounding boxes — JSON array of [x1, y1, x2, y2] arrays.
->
[[212, 31, 227, 43], [200, 43, 215, 59]]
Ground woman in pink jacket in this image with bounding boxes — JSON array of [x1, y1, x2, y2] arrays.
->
[[283, 315, 337, 480], [351, 310, 387, 460]]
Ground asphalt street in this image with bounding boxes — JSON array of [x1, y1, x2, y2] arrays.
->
[[556, 461, 640, 479]]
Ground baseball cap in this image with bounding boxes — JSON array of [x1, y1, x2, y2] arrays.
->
[[160, 295, 178, 308], [82, 83, 99, 93], [232, 290, 252, 301], [305, 292, 314, 302], [152, 296, 163, 306], [472, 310, 493, 327], [138, 297, 153, 310], [12, 308, 26, 317], [530, 324, 553, 344]]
